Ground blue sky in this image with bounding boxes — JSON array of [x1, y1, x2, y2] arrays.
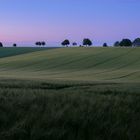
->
[[0, 0, 140, 46]]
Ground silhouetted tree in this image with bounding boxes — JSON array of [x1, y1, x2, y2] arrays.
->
[[35, 42, 39, 46], [83, 38, 92, 46], [103, 43, 108, 47], [13, 44, 17, 47], [41, 42, 46, 46], [61, 40, 70, 47], [119, 39, 132, 47], [114, 41, 120, 47], [35, 42, 42, 46], [133, 38, 140, 47], [0, 42, 3, 47], [72, 42, 77, 46]]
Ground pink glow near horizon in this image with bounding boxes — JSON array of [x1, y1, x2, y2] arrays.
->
[[0, 0, 140, 46]]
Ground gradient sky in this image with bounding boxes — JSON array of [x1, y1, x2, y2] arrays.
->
[[0, 0, 140, 46]]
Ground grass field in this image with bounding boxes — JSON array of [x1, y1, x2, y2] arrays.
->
[[0, 47, 140, 82], [0, 47, 49, 58], [0, 47, 140, 140]]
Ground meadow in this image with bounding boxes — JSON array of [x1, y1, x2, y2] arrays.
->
[[0, 47, 140, 82], [0, 47, 140, 140]]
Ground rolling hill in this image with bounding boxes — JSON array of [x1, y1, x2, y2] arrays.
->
[[0, 47, 140, 140], [0, 47, 48, 58], [0, 47, 140, 82]]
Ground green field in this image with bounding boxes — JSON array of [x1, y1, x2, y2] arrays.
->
[[0, 47, 140, 82], [0, 47, 140, 140], [0, 47, 49, 58]]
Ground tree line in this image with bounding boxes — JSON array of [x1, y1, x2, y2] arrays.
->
[[61, 38, 140, 47], [0, 38, 140, 47], [0, 43, 17, 47], [61, 38, 93, 47], [114, 38, 140, 47]]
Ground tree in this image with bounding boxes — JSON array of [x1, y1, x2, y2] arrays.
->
[[114, 41, 120, 47], [61, 39, 70, 47], [119, 39, 132, 47], [133, 38, 140, 47], [35, 42, 39, 46], [41, 41, 46, 46], [0, 42, 3, 47], [83, 38, 92, 46], [35, 42, 42, 46], [103, 43, 108, 47], [13, 44, 17, 47], [72, 42, 77, 46]]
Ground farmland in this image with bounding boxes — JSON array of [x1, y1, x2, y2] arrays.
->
[[0, 47, 140, 82], [0, 47, 140, 140]]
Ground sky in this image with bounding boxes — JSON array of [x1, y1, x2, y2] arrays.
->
[[0, 0, 140, 46]]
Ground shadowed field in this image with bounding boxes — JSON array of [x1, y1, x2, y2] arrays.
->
[[0, 47, 49, 58], [0, 79, 140, 140], [0, 47, 140, 140]]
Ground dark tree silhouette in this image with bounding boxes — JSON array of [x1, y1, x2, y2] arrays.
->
[[133, 38, 140, 47], [61, 40, 70, 47], [83, 38, 92, 46], [13, 44, 17, 47], [114, 41, 120, 47], [35, 42, 42, 46], [35, 42, 39, 46], [41, 42, 46, 46], [0, 42, 3, 47], [119, 39, 132, 47], [103, 43, 108, 47], [72, 42, 77, 46]]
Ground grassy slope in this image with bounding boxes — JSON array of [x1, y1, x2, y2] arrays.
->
[[0, 47, 140, 82], [0, 79, 140, 140], [0, 47, 49, 58], [0, 48, 140, 140]]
